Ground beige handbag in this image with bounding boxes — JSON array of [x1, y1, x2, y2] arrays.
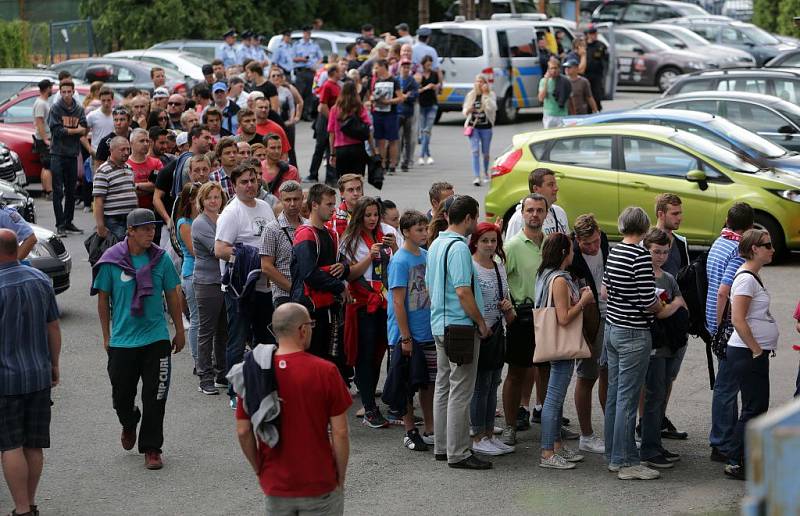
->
[[532, 274, 591, 363]]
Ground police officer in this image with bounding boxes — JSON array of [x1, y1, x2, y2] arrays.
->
[[273, 30, 295, 77], [0, 203, 37, 261], [292, 25, 323, 121], [583, 27, 608, 112], [216, 29, 242, 69]]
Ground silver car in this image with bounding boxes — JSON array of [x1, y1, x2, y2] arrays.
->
[[626, 23, 755, 67]]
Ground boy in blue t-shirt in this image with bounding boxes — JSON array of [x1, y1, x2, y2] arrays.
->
[[387, 210, 435, 451]]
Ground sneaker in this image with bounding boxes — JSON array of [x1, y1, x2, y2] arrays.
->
[[661, 449, 681, 463], [607, 463, 621, 472], [55, 226, 67, 237], [386, 409, 405, 425], [472, 177, 481, 187], [387, 167, 396, 175], [421, 432, 435, 446], [64, 223, 84, 234], [724, 463, 745, 480], [229, 397, 237, 410], [710, 446, 728, 463], [214, 377, 229, 388], [418, 157, 426, 166], [642, 454, 674, 469], [530, 407, 542, 424], [362, 408, 389, 428], [555, 446, 584, 463], [661, 416, 688, 440], [579, 434, 606, 454], [403, 428, 429, 451], [434, 453, 447, 461], [144, 450, 163, 470], [303, 175, 318, 183], [400, 164, 409, 172], [198, 383, 219, 395], [617, 464, 660, 480], [426, 156, 435, 165], [448, 454, 492, 470], [121, 425, 137, 450], [539, 453, 576, 470], [489, 436, 515, 454], [83, 206, 92, 213], [500, 425, 517, 446], [482, 176, 490, 184], [516, 406, 531, 431], [472, 436, 506, 456], [560, 426, 580, 440]]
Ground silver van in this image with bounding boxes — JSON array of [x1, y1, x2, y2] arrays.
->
[[419, 16, 579, 123]]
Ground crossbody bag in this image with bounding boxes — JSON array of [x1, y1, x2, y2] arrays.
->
[[442, 240, 476, 365]]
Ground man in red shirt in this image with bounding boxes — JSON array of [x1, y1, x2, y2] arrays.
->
[[235, 302, 350, 515], [126, 128, 160, 210], [307, 64, 341, 183], [326, 173, 363, 238], [253, 97, 290, 159]]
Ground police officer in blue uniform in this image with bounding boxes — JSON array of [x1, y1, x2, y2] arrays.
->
[[292, 25, 323, 121], [0, 203, 37, 261], [273, 30, 295, 77], [216, 29, 242, 69]]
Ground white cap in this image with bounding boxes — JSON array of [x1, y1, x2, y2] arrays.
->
[[176, 132, 188, 147]]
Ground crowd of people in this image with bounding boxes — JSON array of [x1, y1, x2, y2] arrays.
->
[[1, 20, 800, 516]]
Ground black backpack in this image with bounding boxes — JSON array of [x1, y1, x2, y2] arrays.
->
[[676, 251, 715, 388]]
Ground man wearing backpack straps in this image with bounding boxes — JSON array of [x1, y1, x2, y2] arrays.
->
[[261, 181, 307, 308], [705, 202, 753, 464]]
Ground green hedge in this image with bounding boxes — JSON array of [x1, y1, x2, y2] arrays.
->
[[776, 0, 800, 38], [0, 20, 31, 67]]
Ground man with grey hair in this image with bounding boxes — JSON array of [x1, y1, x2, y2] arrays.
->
[[94, 136, 138, 241], [260, 180, 308, 307], [180, 110, 199, 133], [233, 302, 350, 515]]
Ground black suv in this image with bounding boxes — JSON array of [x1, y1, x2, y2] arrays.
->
[[591, 0, 708, 24], [663, 68, 800, 106]]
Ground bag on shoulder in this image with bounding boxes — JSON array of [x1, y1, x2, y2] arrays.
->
[[532, 274, 591, 363], [341, 113, 370, 141], [478, 264, 507, 371], [676, 250, 710, 342], [442, 240, 475, 365], [711, 270, 764, 360]]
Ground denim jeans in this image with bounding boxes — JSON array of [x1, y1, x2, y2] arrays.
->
[[418, 105, 437, 158], [541, 359, 575, 451], [640, 354, 677, 460], [181, 276, 198, 362], [470, 367, 502, 435], [50, 154, 77, 228], [709, 355, 740, 455], [354, 308, 386, 410], [727, 346, 770, 465], [468, 127, 492, 178], [104, 216, 128, 242], [604, 324, 652, 467]]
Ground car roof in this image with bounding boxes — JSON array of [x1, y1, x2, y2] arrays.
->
[[585, 108, 717, 123], [658, 90, 787, 105], [0, 69, 58, 77], [423, 18, 564, 29], [680, 68, 800, 78], [525, 123, 681, 141], [668, 16, 752, 25], [51, 57, 151, 70], [152, 40, 219, 46], [286, 30, 359, 41]]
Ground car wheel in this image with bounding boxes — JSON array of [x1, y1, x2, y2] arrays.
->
[[656, 67, 681, 93], [753, 212, 787, 262], [496, 92, 518, 124]]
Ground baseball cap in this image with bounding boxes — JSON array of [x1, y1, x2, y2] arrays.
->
[[152, 86, 169, 99], [202, 64, 214, 75], [126, 208, 160, 228], [212, 81, 228, 93], [223, 29, 237, 38], [176, 132, 189, 147], [241, 30, 253, 39], [564, 58, 579, 68], [417, 27, 432, 37], [395, 23, 409, 32]]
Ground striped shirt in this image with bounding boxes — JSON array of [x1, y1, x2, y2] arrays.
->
[[602, 242, 657, 329], [93, 160, 138, 216], [704, 235, 744, 334]]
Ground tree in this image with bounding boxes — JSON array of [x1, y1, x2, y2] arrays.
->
[[752, 0, 779, 33], [478, 0, 492, 19], [776, 0, 800, 38], [419, 0, 430, 24]]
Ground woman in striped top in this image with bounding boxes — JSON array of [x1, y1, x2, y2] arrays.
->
[[601, 207, 663, 481]]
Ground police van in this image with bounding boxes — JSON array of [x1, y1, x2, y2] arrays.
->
[[419, 16, 580, 123]]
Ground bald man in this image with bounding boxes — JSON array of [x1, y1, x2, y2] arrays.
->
[[232, 303, 351, 514], [0, 228, 62, 516], [0, 204, 36, 260], [166, 94, 186, 130], [93, 136, 138, 241]]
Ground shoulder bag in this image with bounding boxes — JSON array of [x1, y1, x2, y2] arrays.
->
[[532, 273, 591, 363], [478, 263, 507, 371], [442, 240, 476, 366], [340, 111, 370, 141], [711, 270, 763, 360]]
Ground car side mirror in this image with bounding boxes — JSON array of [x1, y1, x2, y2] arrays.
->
[[686, 169, 708, 190], [675, 43, 687, 49], [778, 125, 798, 134], [632, 46, 645, 54]]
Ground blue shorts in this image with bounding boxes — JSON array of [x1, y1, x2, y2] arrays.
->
[[373, 112, 399, 141]]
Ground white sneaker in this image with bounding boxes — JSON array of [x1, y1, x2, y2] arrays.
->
[[426, 156, 435, 165], [540, 453, 576, 470], [618, 464, 660, 480], [489, 436, 515, 454], [472, 177, 481, 187], [482, 176, 490, 184], [421, 432, 435, 445], [579, 434, 606, 454], [472, 436, 505, 456], [417, 157, 426, 166]]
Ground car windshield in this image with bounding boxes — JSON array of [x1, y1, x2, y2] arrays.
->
[[629, 31, 672, 52], [675, 3, 708, 15], [177, 53, 208, 66], [739, 25, 779, 45], [673, 27, 711, 46], [708, 118, 788, 158], [672, 131, 760, 172]]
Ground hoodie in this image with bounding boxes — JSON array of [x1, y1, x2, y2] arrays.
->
[[48, 97, 87, 157]]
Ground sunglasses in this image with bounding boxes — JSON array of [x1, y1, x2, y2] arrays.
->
[[755, 241, 773, 249], [168, 102, 184, 106]]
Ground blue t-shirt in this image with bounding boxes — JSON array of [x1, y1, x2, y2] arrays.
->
[[425, 231, 484, 336], [705, 235, 744, 334], [177, 217, 194, 278], [92, 252, 181, 348], [387, 248, 433, 346]]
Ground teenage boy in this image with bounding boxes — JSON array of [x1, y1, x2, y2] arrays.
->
[[388, 210, 436, 451], [327, 174, 363, 238]]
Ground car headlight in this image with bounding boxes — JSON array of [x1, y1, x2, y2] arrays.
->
[[28, 241, 53, 259], [9, 150, 19, 161], [770, 189, 800, 203], [686, 61, 706, 69]]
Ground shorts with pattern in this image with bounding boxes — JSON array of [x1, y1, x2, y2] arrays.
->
[[577, 318, 607, 380], [0, 388, 52, 451]]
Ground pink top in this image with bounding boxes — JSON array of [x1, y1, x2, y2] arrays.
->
[[327, 106, 371, 147]]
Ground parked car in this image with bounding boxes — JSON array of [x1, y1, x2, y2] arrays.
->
[[568, 108, 800, 173], [149, 40, 220, 62], [626, 23, 756, 67], [592, 0, 708, 24], [663, 68, 800, 105], [0, 69, 62, 103], [266, 30, 359, 60], [721, 0, 752, 21], [104, 49, 208, 81], [444, 0, 537, 19], [604, 28, 721, 91], [0, 141, 26, 186], [766, 48, 800, 68], [485, 124, 800, 255], [0, 178, 35, 222], [641, 91, 800, 151], [0, 85, 116, 126], [51, 58, 191, 94], [663, 17, 797, 65]]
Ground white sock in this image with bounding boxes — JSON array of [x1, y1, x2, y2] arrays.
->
[[533, 404, 543, 412]]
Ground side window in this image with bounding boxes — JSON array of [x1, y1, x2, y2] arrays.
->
[[656, 6, 679, 19], [623, 137, 699, 177], [312, 38, 332, 55], [772, 79, 799, 104], [691, 25, 720, 41], [547, 136, 613, 169], [783, 54, 800, 67], [677, 78, 714, 93], [721, 78, 767, 94], [115, 66, 135, 83], [669, 121, 732, 149], [721, 28, 745, 44], [622, 3, 656, 22], [595, 2, 625, 21], [645, 29, 682, 47], [723, 102, 788, 133], [507, 28, 535, 58], [1, 96, 37, 121], [497, 31, 510, 58], [681, 99, 719, 114], [529, 141, 547, 159], [614, 34, 640, 52], [553, 27, 574, 53]]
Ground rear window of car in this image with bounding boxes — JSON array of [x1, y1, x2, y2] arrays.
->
[[0, 82, 33, 103], [594, 2, 626, 21], [429, 28, 484, 58], [622, 3, 656, 22], [673, 78, 715, 93]]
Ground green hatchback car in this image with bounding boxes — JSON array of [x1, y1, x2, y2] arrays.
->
[[485, 124, 800, 255]]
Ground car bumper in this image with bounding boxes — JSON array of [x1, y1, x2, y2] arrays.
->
[[30, 255, 71, 294]]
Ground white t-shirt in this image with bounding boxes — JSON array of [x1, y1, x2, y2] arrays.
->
[[86, 110, 114, 151], [504, 202, 570, 241], [342, 222, 398, 282], [215, 196, 276, 292], [728, 271, 779, 350]]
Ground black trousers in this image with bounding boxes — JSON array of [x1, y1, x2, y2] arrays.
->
[[309, 305, 351, 383], [107, 340, 172, 453], [51, 154, 77, 227], [295, 68, 315, 120], [309, 115, 335, 183], [587, 74, 604, 111], [727, 345, 770, 465], [334, 143, 368, 177]]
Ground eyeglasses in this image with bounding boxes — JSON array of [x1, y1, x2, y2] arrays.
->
[[755, 241, 773, 249], [300, 321, 316, 329]]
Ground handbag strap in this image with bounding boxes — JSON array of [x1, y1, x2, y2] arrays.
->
[[442, 238, 474, 328], [492, 262, 504, 302], [535, 271, 560, 309]]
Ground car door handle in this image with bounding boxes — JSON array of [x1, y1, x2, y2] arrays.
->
[[629, 181, 648, 189]]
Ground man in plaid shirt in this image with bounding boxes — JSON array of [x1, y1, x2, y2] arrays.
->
[[208, 137, 238, 200]]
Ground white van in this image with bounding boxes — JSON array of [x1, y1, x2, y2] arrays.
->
[[419, 17, 580, 123]]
